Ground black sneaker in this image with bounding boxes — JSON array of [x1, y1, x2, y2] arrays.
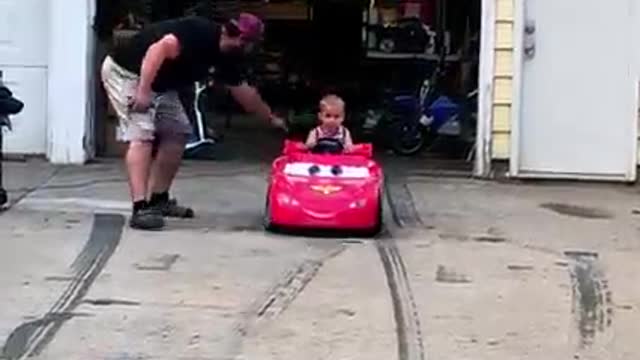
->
[[129, 207, 165, 230], [154, 198, 195, 218]]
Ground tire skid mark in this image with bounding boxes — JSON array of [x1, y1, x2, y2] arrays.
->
[[376, 236, 425, 360], [384, 177, 423, 228], [379, 171, 426, 360], [565, 251, 614, 356], [231, 245, 345, 351], [1, 214, 125, 359]]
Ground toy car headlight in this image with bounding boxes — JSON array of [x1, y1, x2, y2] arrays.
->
[[349, 199, 367, 209], [277, 193, 299, 206]]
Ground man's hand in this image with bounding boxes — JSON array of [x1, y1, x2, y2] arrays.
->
[[269, 113, 287, 131], [131, 34, 180, 113], [229, 83, 283, 128], [129, 87, 152, 113]]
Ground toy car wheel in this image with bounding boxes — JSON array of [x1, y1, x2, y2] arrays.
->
[[364, 195, 383, 237], [263, 197, 275, 231]]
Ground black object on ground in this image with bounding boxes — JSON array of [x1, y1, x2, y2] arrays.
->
[[0, 70, 24, 208]]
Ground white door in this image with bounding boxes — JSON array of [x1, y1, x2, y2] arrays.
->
[[0, 0, 48, 155], [514, 0, 637, 181]]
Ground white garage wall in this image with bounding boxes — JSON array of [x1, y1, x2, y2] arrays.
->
[[0, 0, 49, 155]]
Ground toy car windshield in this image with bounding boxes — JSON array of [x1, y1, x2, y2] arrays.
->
[[282, 140, 373, 158], [283, 162, 370, 178]]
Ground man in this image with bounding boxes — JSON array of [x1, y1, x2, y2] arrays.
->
[[101, 13, 284, 230]]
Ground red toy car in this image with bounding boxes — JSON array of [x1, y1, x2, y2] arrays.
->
[[264, 138, 384, 235]]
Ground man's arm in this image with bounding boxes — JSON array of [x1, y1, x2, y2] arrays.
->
[[228, 82, 273, 122], [137, 34, 181, 94]]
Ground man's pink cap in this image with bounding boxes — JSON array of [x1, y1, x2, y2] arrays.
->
[[233, 12, 265, 42]]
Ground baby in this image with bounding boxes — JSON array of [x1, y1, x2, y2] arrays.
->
[[305, 94, 354, 152]]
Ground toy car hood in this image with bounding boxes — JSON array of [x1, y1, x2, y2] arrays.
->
[[265, 140, 383, 234]]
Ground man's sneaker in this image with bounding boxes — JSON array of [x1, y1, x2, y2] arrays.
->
[[154, 198, 195, 218], [130, 208, 165, 230]]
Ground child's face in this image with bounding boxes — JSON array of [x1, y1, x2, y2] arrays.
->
[[318, 105, 344, 128]]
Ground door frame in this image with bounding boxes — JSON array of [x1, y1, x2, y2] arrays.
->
[[475, 0, 496, 178], [46, 0, 96, 164], [508, 0, 524, 178], [509, 0, 639, 181]]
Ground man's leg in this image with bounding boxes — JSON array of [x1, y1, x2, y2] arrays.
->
[[178, 84, 197, 129], [101, 56, 164, 230], [126, 140, 154, 203], [148, 140, 184, 195], [148, 138, 194, 218], [147, 92, 195, 218], [125, 139, 165, 229]]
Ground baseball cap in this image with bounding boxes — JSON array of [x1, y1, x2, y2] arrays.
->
[[230, 13, 264, 42]]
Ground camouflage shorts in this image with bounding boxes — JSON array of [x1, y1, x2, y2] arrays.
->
[[101, 56, 192, 142]]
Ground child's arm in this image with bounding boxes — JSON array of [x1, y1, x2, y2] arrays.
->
[[343, 128, 354, 152], [305, 129, 318, 149]]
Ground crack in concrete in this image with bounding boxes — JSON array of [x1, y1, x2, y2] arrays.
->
[[134, 254, 181, 272], [83, 298, 141, 307], [0, 167, 62, 212]]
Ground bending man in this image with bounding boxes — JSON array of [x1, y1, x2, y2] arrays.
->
[[102, 13, 284, 230]]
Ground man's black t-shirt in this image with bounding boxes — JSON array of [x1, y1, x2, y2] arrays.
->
[[110, 16, 245, 92]]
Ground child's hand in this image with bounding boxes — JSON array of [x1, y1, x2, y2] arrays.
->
[[305, 134, 317, 148], [344, 144, 354, 153]]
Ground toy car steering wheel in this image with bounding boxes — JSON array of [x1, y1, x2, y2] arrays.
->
[[311, 138, 344, 155]]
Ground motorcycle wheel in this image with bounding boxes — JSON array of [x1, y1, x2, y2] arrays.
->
[[389, 122, 426, 156]]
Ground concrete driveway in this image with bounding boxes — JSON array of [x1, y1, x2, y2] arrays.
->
[[2, 143, 640, 360], [0, 158, 396, 360]]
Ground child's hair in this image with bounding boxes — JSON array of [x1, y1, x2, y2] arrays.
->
[[319, 94, 345, 113]]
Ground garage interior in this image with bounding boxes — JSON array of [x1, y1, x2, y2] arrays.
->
[[94, 0, 480, 175]]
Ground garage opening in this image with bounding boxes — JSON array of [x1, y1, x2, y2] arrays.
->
[[93, 0, 481, 176]]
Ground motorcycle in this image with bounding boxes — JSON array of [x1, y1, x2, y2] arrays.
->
[[359, 72, 477, 157]]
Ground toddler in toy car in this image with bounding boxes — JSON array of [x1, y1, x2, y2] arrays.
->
[[305, 94, 354, 152]]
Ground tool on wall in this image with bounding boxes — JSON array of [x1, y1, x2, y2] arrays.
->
[[524, 19, 536, 60], [523, 0, 536, 60]]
